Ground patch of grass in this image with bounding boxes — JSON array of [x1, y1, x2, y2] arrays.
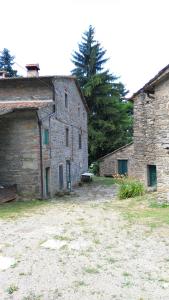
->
[[54, 235, 73, 241], [6, 284, 18, 294], [74, 280, 88, 287], [84, 267, 99, 274], [107, 257, 117, 264], [0, 200, 50, 219], [93, 176, 116, 186], [23, 293, 42, 300], [123, 272, 131, 277]]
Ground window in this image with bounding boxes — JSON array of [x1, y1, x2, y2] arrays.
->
[[65, 92, 68, 108], [78, 104, 80, 116], [147, 165, 157, 187], [79, 133, 82, 149], [44, 129, 49, 145], [45, 167, 50, 196], [118, 160, 128, 175], [66, 128, 69, 147]]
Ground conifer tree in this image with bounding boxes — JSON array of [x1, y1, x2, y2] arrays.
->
[[72, 26, 133, 163], [0, 48, 17, 77]]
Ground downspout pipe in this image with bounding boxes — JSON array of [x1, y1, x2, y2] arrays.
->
[[36, 112, 44, 199]]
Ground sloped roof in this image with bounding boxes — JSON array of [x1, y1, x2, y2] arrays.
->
[[130, 64, 169, 100], [98, 142, 133, 161]]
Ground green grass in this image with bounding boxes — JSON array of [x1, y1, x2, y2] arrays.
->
[[107, 193, 169, 227], [0, 199, 50, 219], [93, 176, 116, 186]]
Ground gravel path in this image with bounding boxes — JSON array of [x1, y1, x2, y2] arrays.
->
[[1, 184, 169, 299]]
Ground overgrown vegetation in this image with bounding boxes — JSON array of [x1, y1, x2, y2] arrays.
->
[[118, 178, 145, 199]]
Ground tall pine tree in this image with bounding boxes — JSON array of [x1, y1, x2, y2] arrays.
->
[[72, 26, 133, 163], [0, 48, 17, 77]]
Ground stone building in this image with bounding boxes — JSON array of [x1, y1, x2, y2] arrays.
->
[[99, 64, 169, 198], [0, 65, 88, 199], [131, 64, 169, 198], [99, 143, 134, 177]]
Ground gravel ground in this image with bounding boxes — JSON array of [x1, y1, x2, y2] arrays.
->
[[1, 184, 169, 300]]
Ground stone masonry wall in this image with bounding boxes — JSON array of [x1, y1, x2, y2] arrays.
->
[[133, 92, 156, 185], [0, 111, 41, 197], [0, 76, 88, 198], [39, 78, 88, 197], [99, 144, 134, 177], [154, 78, 169, 200]]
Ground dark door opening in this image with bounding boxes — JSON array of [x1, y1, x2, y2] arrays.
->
[[118, 160, 128, 175], [148, 165, 157, 187], [59, 165, 64, 190], [66, 160, 71, 190], [45, 167, 50, 196]]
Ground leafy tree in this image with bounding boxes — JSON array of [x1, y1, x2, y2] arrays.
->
[[0, 48, 17, 77], [72, 26, 133, 163]]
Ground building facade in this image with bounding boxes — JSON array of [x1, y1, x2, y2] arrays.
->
[[99, 64, 169, 199], [99, 143, 134, 177], [0, 66, 88, 199]]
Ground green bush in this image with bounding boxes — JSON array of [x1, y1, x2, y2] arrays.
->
[[118, 179, 145, 199], [89, 161, 100, 175]]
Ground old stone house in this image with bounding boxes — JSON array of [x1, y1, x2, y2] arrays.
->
[[0, 65, 88, 199], [99, 143, 134, 177], [99, 64, 169, 199]]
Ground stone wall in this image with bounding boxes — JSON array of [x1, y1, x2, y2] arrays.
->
[[133, 77, 169, 199], [99, 143, 134, 177], [133, 92, 156, 185], [0, 76, 88, 199], [0, 78, 53, 101], [39, 78, 88, 197], [0, 111, 41, 197]]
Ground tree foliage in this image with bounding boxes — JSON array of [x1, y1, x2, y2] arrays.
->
[[0, 48, 17, 77], [72, 26, 133, 163]]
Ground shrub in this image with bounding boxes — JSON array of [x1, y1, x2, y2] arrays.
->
[[118, 178, 145, 199], [89, 161, 100, 175]]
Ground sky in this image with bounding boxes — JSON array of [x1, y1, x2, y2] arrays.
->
[[1, 0, 169, 95]]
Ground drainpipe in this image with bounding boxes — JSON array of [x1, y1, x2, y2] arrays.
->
[[36, 112, 44, 199]]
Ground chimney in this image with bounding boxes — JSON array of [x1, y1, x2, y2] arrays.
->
[[0, 70, 7, 79], [26, 64, 40, 77]]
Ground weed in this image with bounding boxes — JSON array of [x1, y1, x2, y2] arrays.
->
[[23, 292, 42, 300], [123, 272, 131, 277], [6, 284, 18, 294], [74, 280, 88, 287], [54, 235, 72, 241], [84, 267, 99, 274], [118, 178, 145, 199]]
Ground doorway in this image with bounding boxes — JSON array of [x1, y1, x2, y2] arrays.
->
[[118, 160, 128, 175], [59, 164, 64, 190], [147, 165, 157, 187], [45, 167, 50, 196], [66, 160, 71, 190]]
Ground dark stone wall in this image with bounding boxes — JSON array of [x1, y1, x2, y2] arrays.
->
[[0, 111, 41, 197]]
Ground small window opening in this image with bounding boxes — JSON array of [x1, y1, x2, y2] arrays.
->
[[66, 128, 69, 147], [78, 105, 80, 116], [44, 129, 49, 145], [79, 133, 82, 149], [65, 92, 68, 108]]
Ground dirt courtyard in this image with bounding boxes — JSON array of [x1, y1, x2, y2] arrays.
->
[[1, 182, 169, 300]]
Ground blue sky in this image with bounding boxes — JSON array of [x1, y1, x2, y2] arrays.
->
[[1, 0, 169, 95]]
